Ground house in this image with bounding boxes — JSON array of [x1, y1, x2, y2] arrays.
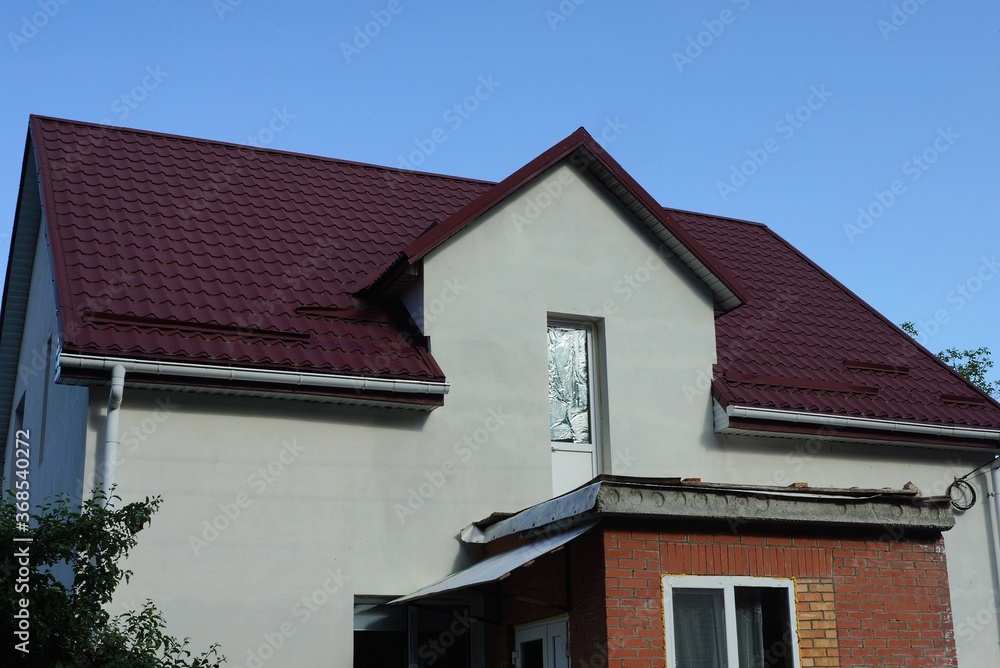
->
[[4, 115, 1000, 667]]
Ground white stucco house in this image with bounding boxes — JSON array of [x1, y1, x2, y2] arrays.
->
[[4, 115, 1000, 667]]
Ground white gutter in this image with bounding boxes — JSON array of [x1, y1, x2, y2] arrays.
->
[[57, 353, 450, 396], [101, 364, 126, 499], [725, 405, 1000, 442]]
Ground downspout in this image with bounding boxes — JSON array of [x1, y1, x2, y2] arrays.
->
[[101, 364, 126, 499], [990, 466, 1000, 610]]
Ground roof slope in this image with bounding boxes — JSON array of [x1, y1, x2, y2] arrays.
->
[[30, 116, 491, 394], [670, 209, 1000, 436]]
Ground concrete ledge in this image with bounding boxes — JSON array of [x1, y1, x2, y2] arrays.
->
[[463, 477, 954, 543], [595, 482, 954, 532]]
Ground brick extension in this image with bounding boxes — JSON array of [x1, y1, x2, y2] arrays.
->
[[485, 521, 956, 668]]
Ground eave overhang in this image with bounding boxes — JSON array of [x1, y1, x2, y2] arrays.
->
[[713, 400, 1000, 451], [0, 131, 44, 443], [56, 352, 447, 410]]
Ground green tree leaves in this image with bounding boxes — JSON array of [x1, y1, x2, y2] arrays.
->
[[901, 322, 1000, 397], [1, 490, 224, 667]]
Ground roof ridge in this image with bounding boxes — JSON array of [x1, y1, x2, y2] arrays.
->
[[664, 206, 768, 228], [28, 114, 497, 187]]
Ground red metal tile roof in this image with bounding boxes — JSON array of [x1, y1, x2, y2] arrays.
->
[[31, 115, 492, 391], [669, 209, 1000, 437], [24, 116, 1000, 434]]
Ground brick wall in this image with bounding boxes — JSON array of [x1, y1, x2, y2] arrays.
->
[[796, 578, 840, 667], [604, 521, 956, 668], [480, 521, 955, 667], [484, 527, 607, 668]]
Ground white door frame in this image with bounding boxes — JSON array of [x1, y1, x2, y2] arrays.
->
[[514, 617, 569, 668]]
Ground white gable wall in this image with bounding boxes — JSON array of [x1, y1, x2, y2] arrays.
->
[[416, 162, 720, 492], [2, 216, 89, 507]]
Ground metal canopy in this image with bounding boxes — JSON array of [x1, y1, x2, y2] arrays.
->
[[390, 522, 596, 604]]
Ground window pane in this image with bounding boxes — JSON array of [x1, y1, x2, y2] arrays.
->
[[416, 606, 472, 668], [353, 631, 406, 666], [672, 589, 728, 668], [735, 588, 764, 668], [548, 327, 591, 444], [354, 598, 406, 667], [737, 587, 794, 668], [520, 638, 544, 668]]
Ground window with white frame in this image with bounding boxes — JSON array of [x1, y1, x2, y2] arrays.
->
[[662, 576, 799, 668], [548, 321, 601, 496]]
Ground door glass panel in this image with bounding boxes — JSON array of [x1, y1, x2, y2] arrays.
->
[[520, 638, 544, 668], [548, 327, 591, 444]]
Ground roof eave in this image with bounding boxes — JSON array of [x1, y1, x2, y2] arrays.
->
[[713, 400, 1000, 451], [0, 129, 48, 443], [56, 352, 448, 409]]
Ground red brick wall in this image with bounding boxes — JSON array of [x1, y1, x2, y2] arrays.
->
[[604, 522, 956, 668], [484, 527, 608, 668], [831, 538, 955, 666], [480, 522, 955, 667]]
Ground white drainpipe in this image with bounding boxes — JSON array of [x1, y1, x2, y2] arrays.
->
[[990, 467, 1000, 602], [101, 365, 126, 499]]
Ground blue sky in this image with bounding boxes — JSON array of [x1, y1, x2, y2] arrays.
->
[[1, 0, 998, 383]]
